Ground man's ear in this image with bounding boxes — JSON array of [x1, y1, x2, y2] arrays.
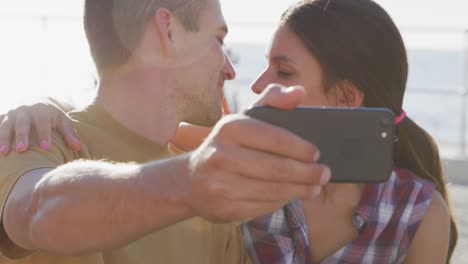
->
[[334, 80, 364, 107], [152, 8, 174, 52]]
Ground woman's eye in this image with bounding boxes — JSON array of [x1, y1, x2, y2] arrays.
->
[[277, 71, 292, 77]]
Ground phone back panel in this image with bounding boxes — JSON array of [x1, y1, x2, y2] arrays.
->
[[245, 106, 395, 183]]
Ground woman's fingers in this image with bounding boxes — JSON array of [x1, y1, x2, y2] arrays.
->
[[14, 108, 32, 152], [0, 113, 13, 155], [57, 114, 82, 151]]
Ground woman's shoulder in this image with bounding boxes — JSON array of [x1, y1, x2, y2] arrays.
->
[[392, 167, 433, 183], [361, 168, 443, 259], [366, 168, 437, 223]]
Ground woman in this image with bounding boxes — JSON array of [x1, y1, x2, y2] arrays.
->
[[241, 0, 457, 263], [0, 0, 457, 262]]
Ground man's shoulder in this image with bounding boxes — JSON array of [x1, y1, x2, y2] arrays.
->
[[66, 106, 171, 163], [67, 107, 97, 125]]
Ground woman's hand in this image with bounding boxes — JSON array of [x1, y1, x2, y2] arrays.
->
[[170, 98, 232, 152], [0, 100, 82, 155]]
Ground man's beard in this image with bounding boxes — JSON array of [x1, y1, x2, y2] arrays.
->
[[183, 98, 223, 127]]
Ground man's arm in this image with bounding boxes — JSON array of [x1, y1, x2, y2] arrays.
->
[[404, 191, 450, 263], [3, 85, 330, 256], [3, 157, 194, 255], [4, 118, 328, 255]]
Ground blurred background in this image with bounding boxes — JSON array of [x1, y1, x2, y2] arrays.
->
[[0, 0, 466, 261]]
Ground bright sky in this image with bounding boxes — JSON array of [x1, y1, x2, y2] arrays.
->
[[220, 0, 468, 49], [1, 0, 468, 113], [221, 0, 468, 27], [2, 0, 468, 26]]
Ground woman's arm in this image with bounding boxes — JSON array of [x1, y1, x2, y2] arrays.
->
[[404, 191, 450, 263], [0, 99, 81, 154], [170, 98, 232, 152], [0, 97, 233, 155]]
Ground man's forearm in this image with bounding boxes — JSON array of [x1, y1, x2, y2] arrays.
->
[[5, 155, 194, 255]]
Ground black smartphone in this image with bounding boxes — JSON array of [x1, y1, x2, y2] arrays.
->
[[244, 106, 395, 183]]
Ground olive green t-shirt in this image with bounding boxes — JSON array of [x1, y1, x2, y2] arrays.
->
[[0, 105, 251, 264]]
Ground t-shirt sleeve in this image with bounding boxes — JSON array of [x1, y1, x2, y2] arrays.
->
[[0, 132, 73, 260]]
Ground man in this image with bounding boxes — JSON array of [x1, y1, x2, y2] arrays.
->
[[0, 0, 330, 263]]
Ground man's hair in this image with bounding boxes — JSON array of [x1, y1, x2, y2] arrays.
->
[[84, 0, 206, 74]]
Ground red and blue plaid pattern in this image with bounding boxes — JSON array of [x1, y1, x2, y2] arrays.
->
[[242, 169, 436, 264]]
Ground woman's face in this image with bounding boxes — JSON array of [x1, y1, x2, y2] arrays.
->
[[251, 25, 340, 107]]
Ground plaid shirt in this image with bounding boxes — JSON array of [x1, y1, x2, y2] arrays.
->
[[242, 169, 436, 264]]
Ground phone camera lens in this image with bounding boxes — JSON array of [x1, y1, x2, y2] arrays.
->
[[380, 118, 391, 128]]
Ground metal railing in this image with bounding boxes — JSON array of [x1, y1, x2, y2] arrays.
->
[[462, 31, 468, 158]]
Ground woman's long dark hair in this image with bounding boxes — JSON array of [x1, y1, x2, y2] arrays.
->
[[281, 0, 457, 261]]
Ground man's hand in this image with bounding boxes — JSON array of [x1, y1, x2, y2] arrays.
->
[[183, 84, 331, 222], [0, 100, 82, 155]]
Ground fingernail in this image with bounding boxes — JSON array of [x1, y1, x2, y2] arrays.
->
[[0, 145, 8, 155], [40, 140, 49, 150], [74, 142, 83, 151], [16, 141, 26, 151], [310, 187, 322, 199], [71, 139, 82, 151], [283, 86, 304, 93], [321, 167, 331, 185], [282, 86, 296, 93], [313, 149, 321, 162]]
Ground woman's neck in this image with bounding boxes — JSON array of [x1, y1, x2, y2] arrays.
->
[[318, 183, 365, 208]]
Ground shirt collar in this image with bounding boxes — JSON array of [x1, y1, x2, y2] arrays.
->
[[353, 171, 396, 232], [286, 171, 396, 234]]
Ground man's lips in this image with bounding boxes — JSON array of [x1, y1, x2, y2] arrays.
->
[[218, 79, 225, 93]]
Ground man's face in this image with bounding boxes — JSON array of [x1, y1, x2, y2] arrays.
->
[[171, 0, 236, 126]]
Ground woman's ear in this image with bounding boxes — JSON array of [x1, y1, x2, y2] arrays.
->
[[335, 80, 364, 107]]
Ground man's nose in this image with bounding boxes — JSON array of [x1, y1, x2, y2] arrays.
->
[[223, 55, 236, 81]]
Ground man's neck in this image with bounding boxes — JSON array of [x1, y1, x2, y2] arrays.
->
[[93, 70, 180, 147]]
